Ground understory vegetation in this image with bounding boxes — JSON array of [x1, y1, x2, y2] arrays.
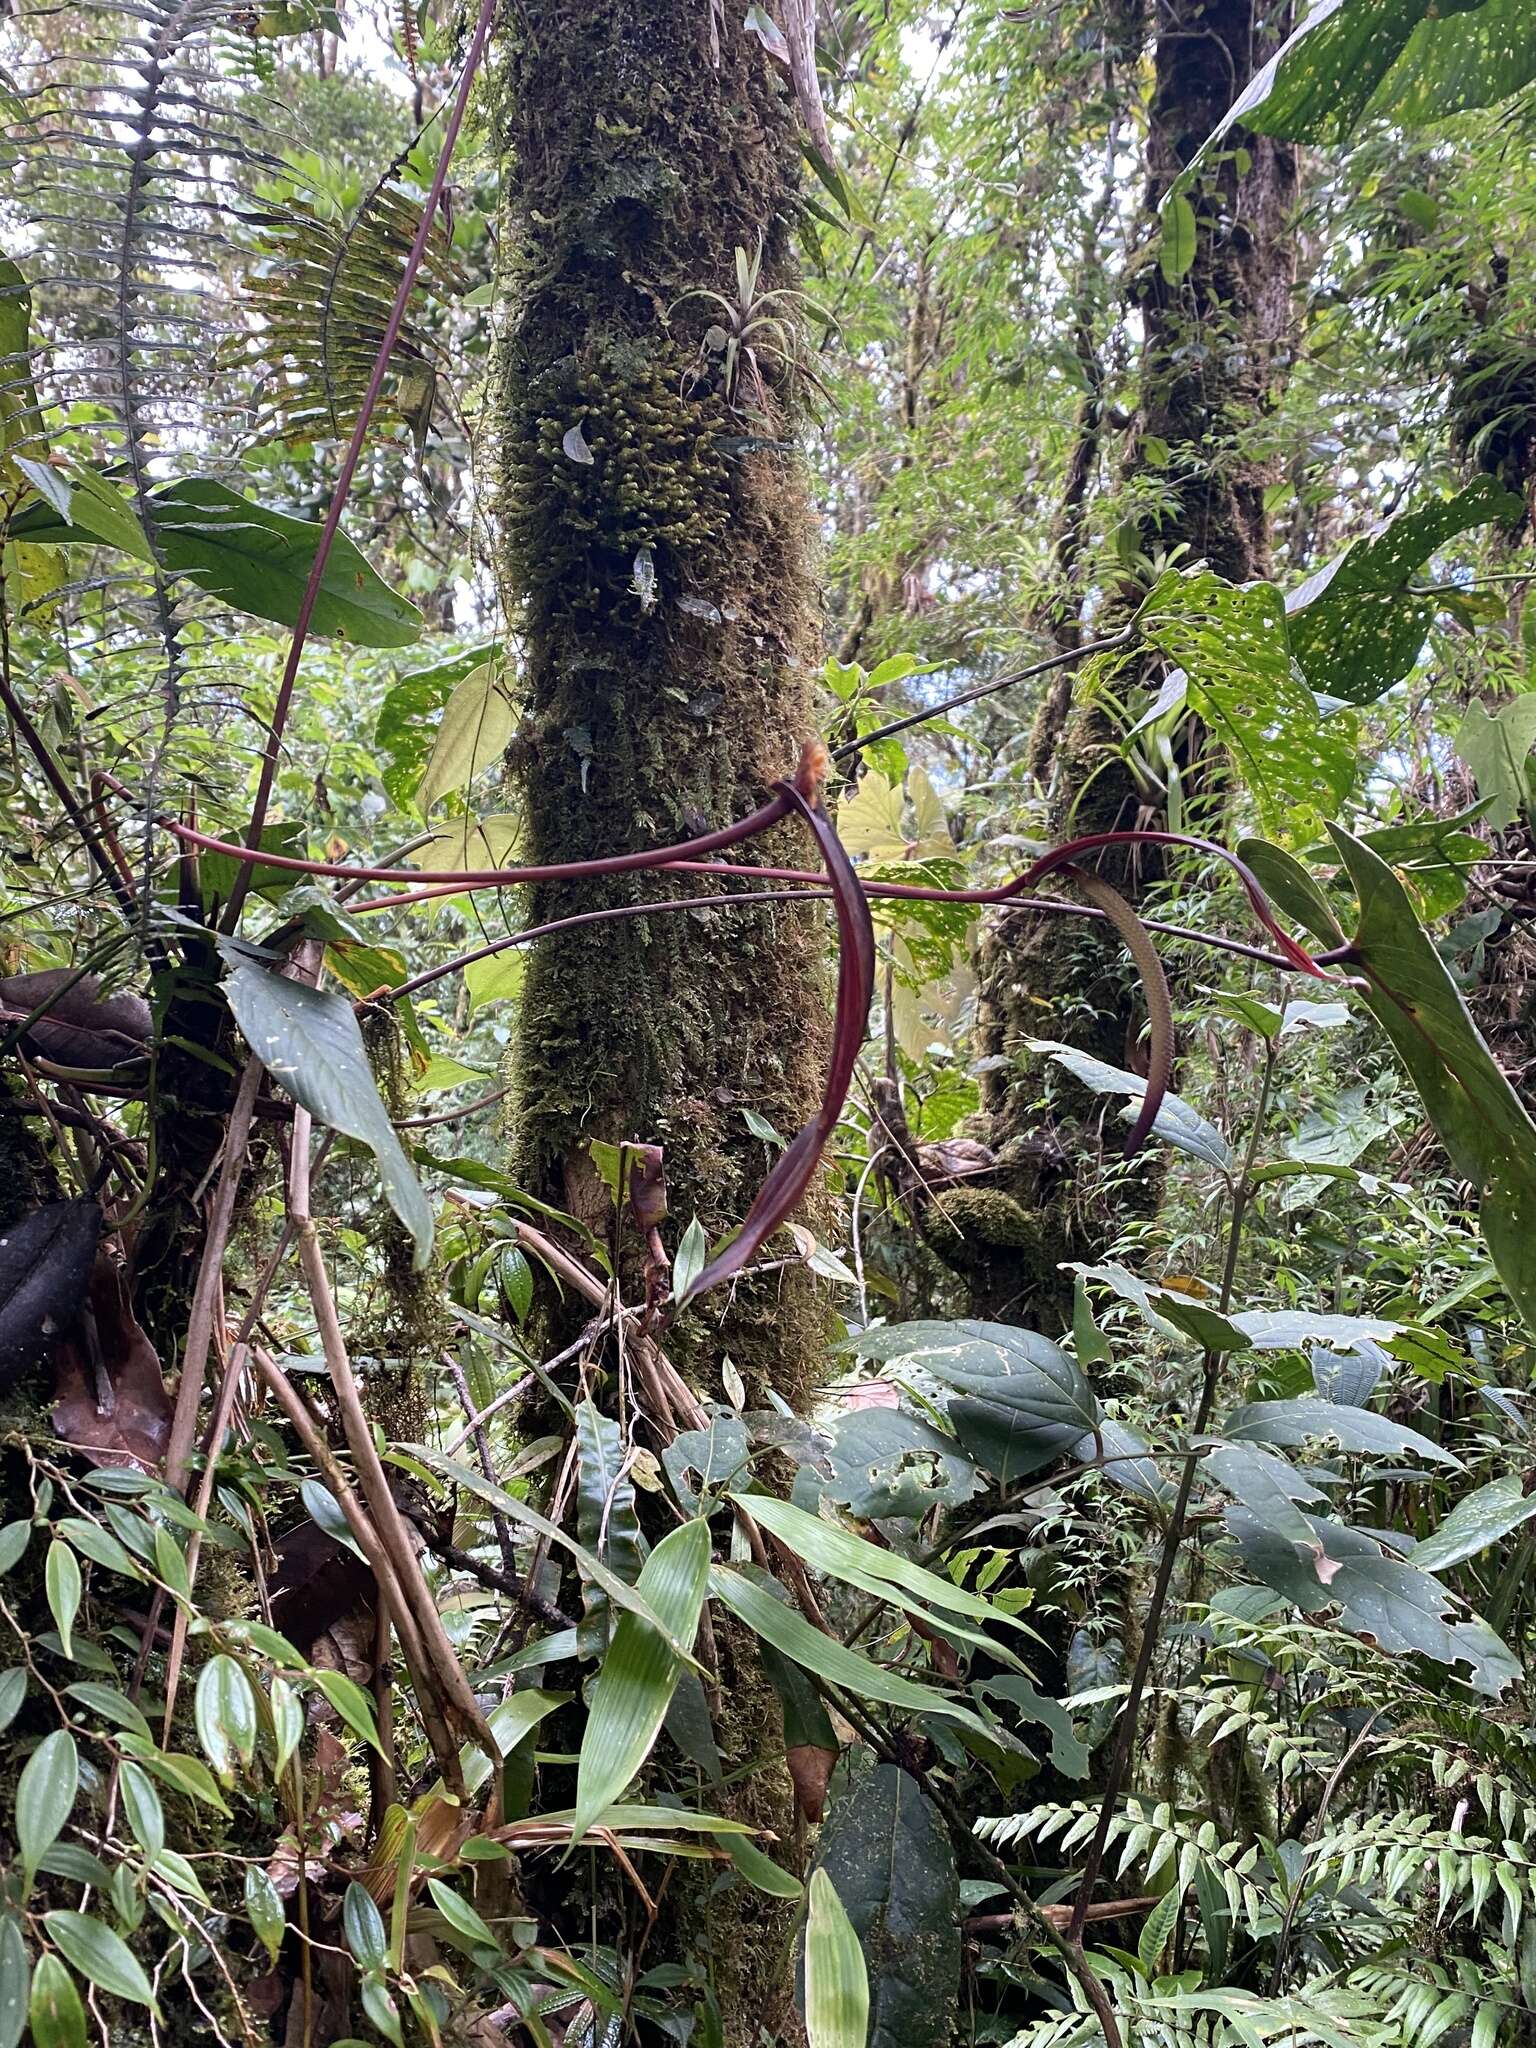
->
[[3, 2, 1536, 2045]]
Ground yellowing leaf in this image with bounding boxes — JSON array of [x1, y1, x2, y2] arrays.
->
[[416, 661, 517, 815]]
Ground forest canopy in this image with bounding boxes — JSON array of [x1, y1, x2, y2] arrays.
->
[[2, 2, 1536, 2045]]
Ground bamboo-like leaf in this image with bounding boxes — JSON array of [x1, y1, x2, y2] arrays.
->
[[804, 1869, 869, 2048], [570, 1519, 712, 1846], [710, 1568, 999, 1743]]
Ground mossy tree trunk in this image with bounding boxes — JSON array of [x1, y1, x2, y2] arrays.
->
[[491, 5, 829, 2031], [491, 0, 830, 1400], [929, 0, 1298, 1329]]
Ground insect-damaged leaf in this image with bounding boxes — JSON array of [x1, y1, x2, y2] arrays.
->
[[0, 1200, 99, 1377], [219, 948, 433, 1267]]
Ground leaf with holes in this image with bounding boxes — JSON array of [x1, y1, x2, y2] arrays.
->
[[219, 949, 433, 1267]]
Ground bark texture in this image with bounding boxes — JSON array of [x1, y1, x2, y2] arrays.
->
[[932, 0, 1299, 1329], [491, 0, 830, 1406]]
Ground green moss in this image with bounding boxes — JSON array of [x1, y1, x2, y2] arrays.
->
[[490, 0, 831, 1408]]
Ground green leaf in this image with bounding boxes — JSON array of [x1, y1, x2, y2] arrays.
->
[[1025, 1039, 1233, 1169], [307, 1669, 385, 1755], [416, 661, 518, 813], [820, 1407, 979, 1517], [359, 1973, 403, 2048], [118, 1763, 163, 1864], [1227, 1508, 1516, 1696], [27, 1955, 85, 2048], [809, 1758, 955, 2048], [58, 1518, 145, 1583], [1412, 1475, 1536, 1573], [44, 1542, 80, 1662], [570, 1519, 712, 1845], [425, 1878, 500, 1956], [711, 1567, 999, 1743], [574, 1400, 644, 1659], [1184, 0, 1536, 155], [375, 640, 497, 810], [195, 1655, 258, 1782], [0, 1914, 29, 2048], [803, 1868, 870, 2048], [1158, 191, 1197, 285], [342, 1882, 387, 1971], [1225, 1397, 1459, 1465], [409, 1446, 705, 1663], [1138, 1884, 1184, 1977], [244, 1866, 287, 1964], [0, 1670, 23, 1738], [673, 1216, 708, 1302], [1288, 479, 1521, 705], [115, 1738, 231, 1815], [1304, 829, 1536, 1334], [1453, 696, 1536, 830], [837, 1319, 1098, 1482], [726, 1834, 804, 1899], [41, 1914, 155, 2008], [18, 1730, 78, 1889], [1137, 569, 1357, 838], [219, 949, 433, 1267], [269, 1674, 304, 1778], [0, 1523, 30, 1576], [733, 1494, 1021, 1634], [11, 476, 423, 646]]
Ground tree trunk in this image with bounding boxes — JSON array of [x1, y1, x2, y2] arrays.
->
[[928, 0, 1298, 1330], [491, 4, 828, 2030]]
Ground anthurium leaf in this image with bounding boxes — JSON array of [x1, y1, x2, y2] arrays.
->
[[219, 949, 433, 1268], [570, 1518, 711, 1846], [1224, 1398, 1459, 1466], [1412, 1475, 1536, 1573], [1287, 479, 1522, 705], [1309, 829, 1536, 1334], [820, 1406, 979, 1517], [837, 1320, 1098, 1447], [805, 1759, 956, 2048], [803, 1867, 871, 2048], [416, 660, 518, 813], [1453, 695, 1536, 830], [1225, 1506, 1517, 1695], [1026, 1039, 1233, 1169]]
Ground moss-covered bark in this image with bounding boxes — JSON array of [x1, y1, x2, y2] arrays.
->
[[490, 0, 830, 1409], [491, 9, 828, 2034], [934, 0, 1298, 1330]]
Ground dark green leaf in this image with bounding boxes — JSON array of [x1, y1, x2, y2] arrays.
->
[[18, 1730, 78, 1888], [28, 1954, 85, 2048], [343, 1882, 387, 1971], [219, 949, 433, 1267], [244, 1866, 287, 1964], [0, 1914, 29, 2048], [41, 1914, 154, 2007]]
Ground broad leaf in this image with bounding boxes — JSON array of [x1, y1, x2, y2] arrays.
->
[[808, 1760, 957, 2048], [416, 660, 518, 813], [818, 1407, 978, 1517], [27, 1955, 85, 2048], [18, 1730, 78, 1888], [1287, 479, 1521, 704], [838, 1323, 1098, 1468], [11, 476, 422, 646], [195, 1655, 258, 1782], [1227, 1507, 1517, 1695], [1412, 1475, 1536, 1573], [220, 949, 433, 1267], [1224, 1398, 1459, 1466], [41, 1914, 155, 2008], [1026, 1040, 1232, 1169], [1453, 695, 1536, 829]]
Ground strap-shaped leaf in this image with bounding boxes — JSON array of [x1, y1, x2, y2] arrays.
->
[[803, 1869, 870, 2048]]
